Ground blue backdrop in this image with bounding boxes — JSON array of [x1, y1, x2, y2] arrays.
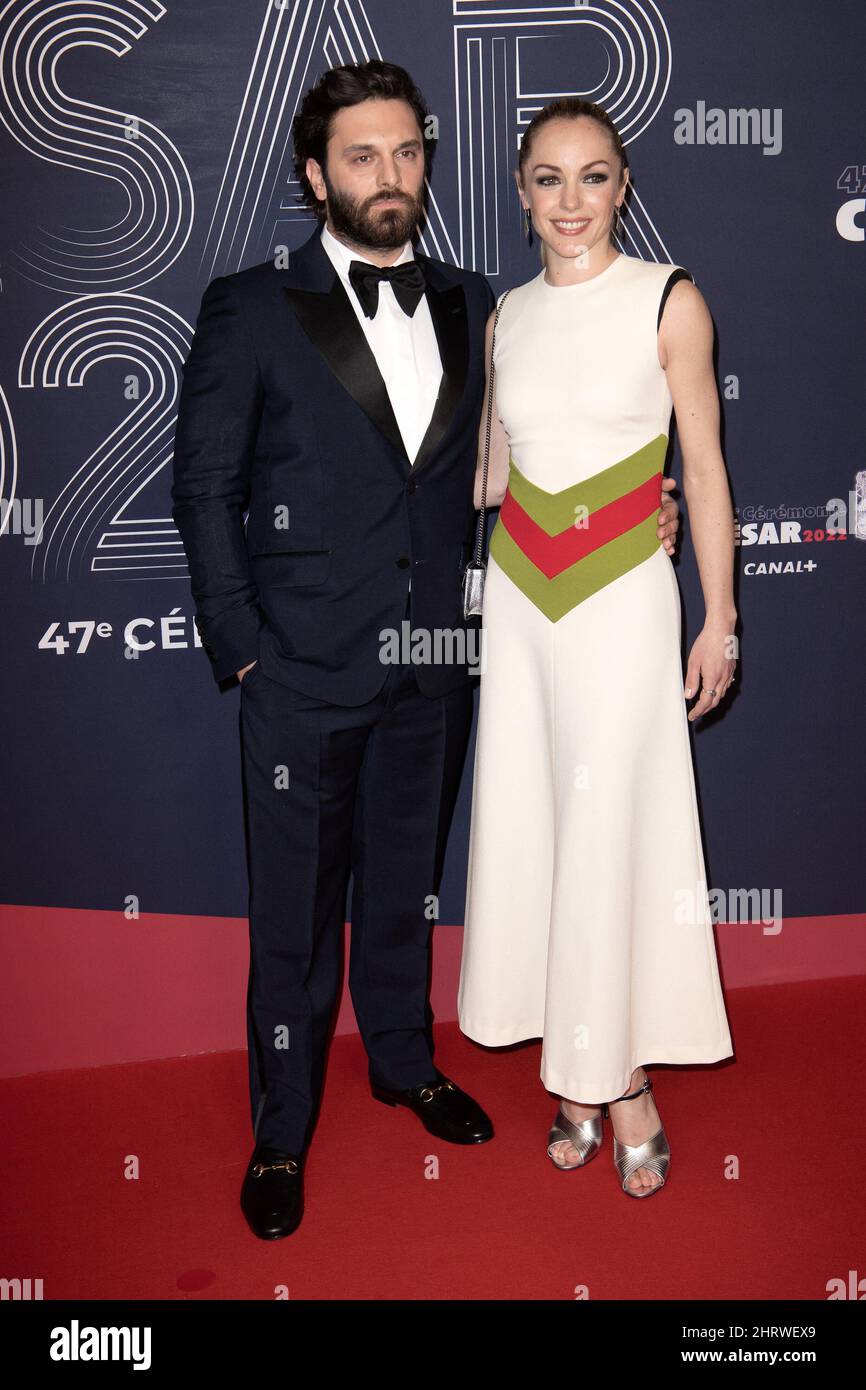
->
[[2, 0, 864, 928]]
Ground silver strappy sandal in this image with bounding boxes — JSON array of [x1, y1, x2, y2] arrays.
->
[[604, 1074, 671, 1198], [546, 1106, 604, 1170]]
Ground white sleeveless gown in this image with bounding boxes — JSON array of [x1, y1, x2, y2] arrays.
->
[[457, 252, 734, 1101]]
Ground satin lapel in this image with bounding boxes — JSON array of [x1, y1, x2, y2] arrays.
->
[[410, 269, 470, 478], [283, 274, 408, 463], [281, 233, 470, 474]]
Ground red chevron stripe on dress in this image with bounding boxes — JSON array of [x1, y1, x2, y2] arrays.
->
[[498, 471, 662, 580]]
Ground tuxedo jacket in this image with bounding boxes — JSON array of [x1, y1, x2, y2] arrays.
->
[[171, 225, 495, 702]]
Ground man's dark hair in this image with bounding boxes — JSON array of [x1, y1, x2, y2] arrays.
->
[[291, 59, 436, 220]]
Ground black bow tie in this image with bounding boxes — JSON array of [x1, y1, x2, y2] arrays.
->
[[348, 258, 427, 319]]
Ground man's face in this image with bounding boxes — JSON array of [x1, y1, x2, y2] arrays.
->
[[306, 97, 427, 252]]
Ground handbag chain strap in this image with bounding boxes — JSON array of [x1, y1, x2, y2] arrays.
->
[[472, 288, 514, 564]]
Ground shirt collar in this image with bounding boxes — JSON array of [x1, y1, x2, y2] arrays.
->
[[320, 221, 414, 277]]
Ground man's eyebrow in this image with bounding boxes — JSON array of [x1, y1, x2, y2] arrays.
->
[[531, 159, 611, 173], [341, 138, 423, 155]]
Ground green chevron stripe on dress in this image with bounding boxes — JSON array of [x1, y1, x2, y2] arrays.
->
[[490, 513, 660, 621], [506, 433, 667, 534], [489, 435, 667, 622]]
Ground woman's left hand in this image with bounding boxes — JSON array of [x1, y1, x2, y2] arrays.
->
[[684, 621, 737, 722]]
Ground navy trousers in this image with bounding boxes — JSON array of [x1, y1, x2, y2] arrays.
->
[[238, 619, 474, 1154]]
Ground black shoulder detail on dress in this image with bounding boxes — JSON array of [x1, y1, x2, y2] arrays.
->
[[657, 267, 694, 332]]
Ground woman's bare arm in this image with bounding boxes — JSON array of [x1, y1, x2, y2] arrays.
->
[[473, 309, 511, 509], [660, 280, 737, 719]]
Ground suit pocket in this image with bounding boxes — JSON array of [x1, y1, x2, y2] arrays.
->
[[252, 550, 331, 587], [241, 659, 266, 689]]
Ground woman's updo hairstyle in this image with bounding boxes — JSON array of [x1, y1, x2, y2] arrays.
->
[[517, 98, 629, 265]]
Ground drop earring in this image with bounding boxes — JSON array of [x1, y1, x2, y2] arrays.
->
[[522, 204, 534, 246]]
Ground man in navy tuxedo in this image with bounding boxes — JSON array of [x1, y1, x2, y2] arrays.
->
[[172, 60, 679, 1240]]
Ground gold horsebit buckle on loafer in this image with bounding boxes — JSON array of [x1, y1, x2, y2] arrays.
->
[[418, 1081, 456, 1103], [252, 1158, 300, 1177]]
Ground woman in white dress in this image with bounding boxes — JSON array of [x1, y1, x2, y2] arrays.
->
[[458, 99, 736, 1198]]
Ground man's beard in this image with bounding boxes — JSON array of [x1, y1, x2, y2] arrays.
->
[[322, 170, 423, 251]]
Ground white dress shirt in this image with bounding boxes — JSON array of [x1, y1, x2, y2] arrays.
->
[[319, 222, 443, 465]]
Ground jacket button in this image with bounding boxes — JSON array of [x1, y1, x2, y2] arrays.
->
[[407, 479, 416, 493], [396, 557, 410, 569]]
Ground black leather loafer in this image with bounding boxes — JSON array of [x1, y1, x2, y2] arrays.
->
[[371, 1069, 494, 1144], [240, 1144, 304, 1240]]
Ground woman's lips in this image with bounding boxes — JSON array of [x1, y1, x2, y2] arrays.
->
[[551, 217, 590, 235]]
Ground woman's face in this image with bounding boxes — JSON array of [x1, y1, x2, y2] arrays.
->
[[516, 116, 626, 264]]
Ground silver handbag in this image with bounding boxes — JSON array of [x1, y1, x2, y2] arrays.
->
[[462, 288, 514, 618]]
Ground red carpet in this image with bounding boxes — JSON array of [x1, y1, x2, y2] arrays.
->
[[2, 976, 863, 1301]]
